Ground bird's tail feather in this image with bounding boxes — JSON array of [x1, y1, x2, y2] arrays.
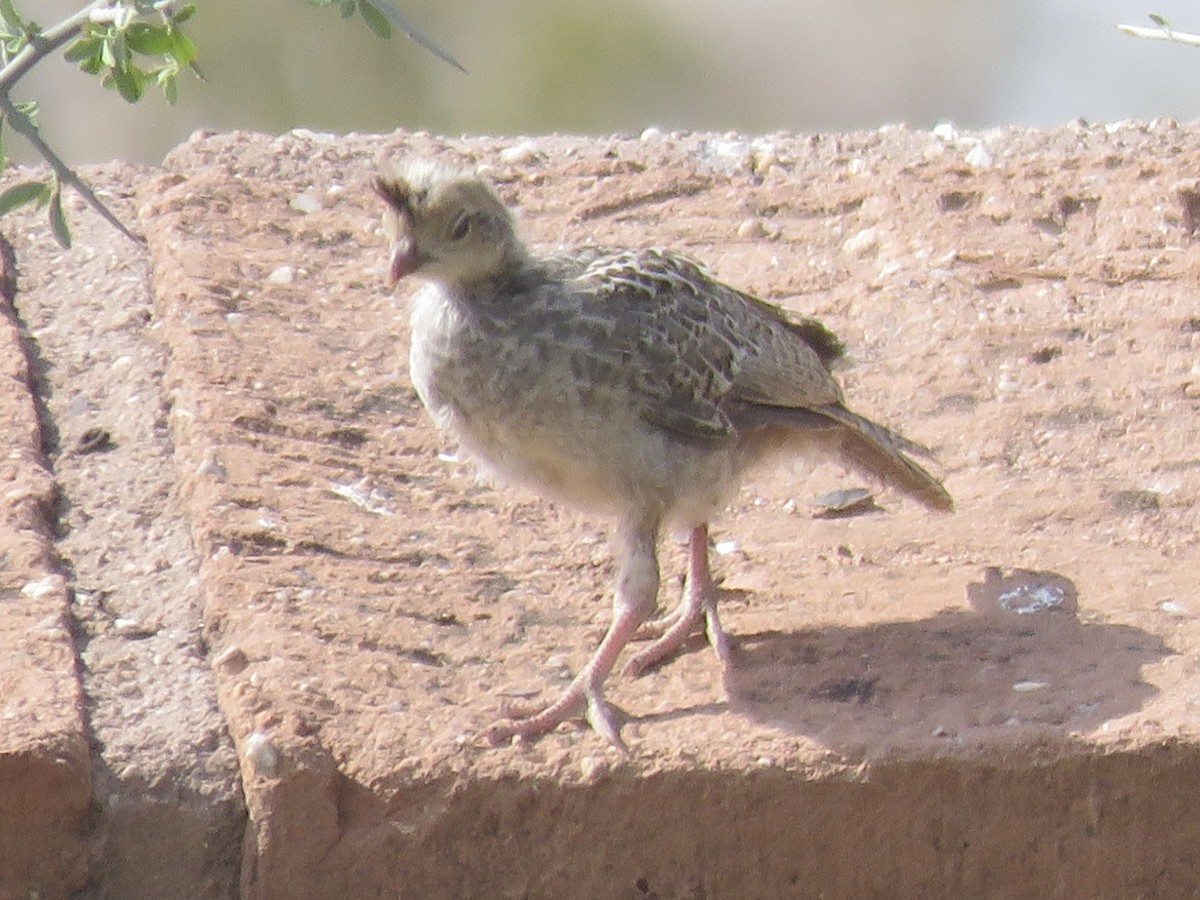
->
[[813, 404, 953, 512]]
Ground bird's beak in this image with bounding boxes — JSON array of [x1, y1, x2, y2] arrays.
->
[[387, 239, 426, 286]]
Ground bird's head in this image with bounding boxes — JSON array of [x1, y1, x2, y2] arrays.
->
[[375, 161, 523, 289]]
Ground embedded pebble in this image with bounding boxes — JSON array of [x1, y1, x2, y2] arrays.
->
[[981, 195, 1013, 222], [113, 616, 157, 638], [932, 122, 958, 142], [499, 140, 542, 165], [750, 145, 778, 176], [964, 143, 994, 168], [21, 574, 63, 598], [289, 192, 323, 214], [1012, 680, 1048, 692], [842, 227, 879, 257], [580, 755, 609, 780], [737, 218, 768, 239], [214, 644, 249, 671], [328, 478, 393, 516], [267, 265, 295, 285], [243, 732, 280, 778]]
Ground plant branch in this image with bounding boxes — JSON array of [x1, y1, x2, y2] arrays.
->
[[0, 90, 144, 243], [0, 0, 104, 90], [1117, 22, 1200, 47], [371, 0, 466, 73]]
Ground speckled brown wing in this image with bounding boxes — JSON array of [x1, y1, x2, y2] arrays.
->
[[570, 248, 952, 511], [570, 248, 846, 443]]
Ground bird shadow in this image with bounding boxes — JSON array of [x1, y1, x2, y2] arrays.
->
[[712, 567, 1169, 756]]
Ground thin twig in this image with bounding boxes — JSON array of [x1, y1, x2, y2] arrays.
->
[[0, 1, 104, 90], [1117, 22, 1200, 46], [0, 0, 143, 243], [0, 91, 144, 244], [372, 0, 467, 73]]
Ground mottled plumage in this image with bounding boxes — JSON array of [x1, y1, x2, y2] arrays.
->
[[376, 160, 952, 748]]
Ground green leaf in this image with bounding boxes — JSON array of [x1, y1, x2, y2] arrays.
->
[[169, 29, 196, 66], [64, 35, 103, 63], [0, 0, 26, 33], [153, 62, 181, 103], [79, 54, 102, 75], [171, 4, 197, 25], [1149, 13, 1171, 29], [48, 189, 71, 249], [0, 180, 47, 215], [357, 0, 392, 39], [126, 22, 173, 55], [111, 64, 145, 103]]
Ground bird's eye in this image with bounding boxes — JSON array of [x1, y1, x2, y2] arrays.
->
[[448, 214, 472, 242]]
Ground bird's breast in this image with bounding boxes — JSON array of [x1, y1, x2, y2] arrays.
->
[[405, 284, 743, 522]]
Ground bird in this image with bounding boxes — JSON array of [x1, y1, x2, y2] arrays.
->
[[375, 159, 953, 749]]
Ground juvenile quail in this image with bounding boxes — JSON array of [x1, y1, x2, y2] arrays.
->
[[376, 160, 952, 749]]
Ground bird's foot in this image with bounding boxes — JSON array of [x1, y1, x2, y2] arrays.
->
[[623, 582, 733, 677], [484, 677, 630, 751]]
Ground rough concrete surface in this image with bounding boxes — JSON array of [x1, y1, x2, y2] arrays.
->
[[0, 227, 91, 899], [0, 122, 1199, 898], [8, 166, 244, 900]]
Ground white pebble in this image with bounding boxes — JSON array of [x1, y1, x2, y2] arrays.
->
[[639, 126, 664, 142], [21, 575, 63, 599], [1012, 680, 1048, 692], [932, 121, 958, 142], [243, 732, 279, 778], [964, 143, 993, 168], [267, 265, 294, 285], [289, 192, 322, 214], [876, 261, 902, 281], [737, 218, 768, 239], [213, 644, 249, 671], [113, 616, 149, 637], [841, 227, 879, 258], [499, 140, 541, 165]]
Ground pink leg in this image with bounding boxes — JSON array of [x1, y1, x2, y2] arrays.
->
[[484, 520, 660, 750], [624, 525, 733, 677]]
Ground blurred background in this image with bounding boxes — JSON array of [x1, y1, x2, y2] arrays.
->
[[17, 0, 1200, 165]]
